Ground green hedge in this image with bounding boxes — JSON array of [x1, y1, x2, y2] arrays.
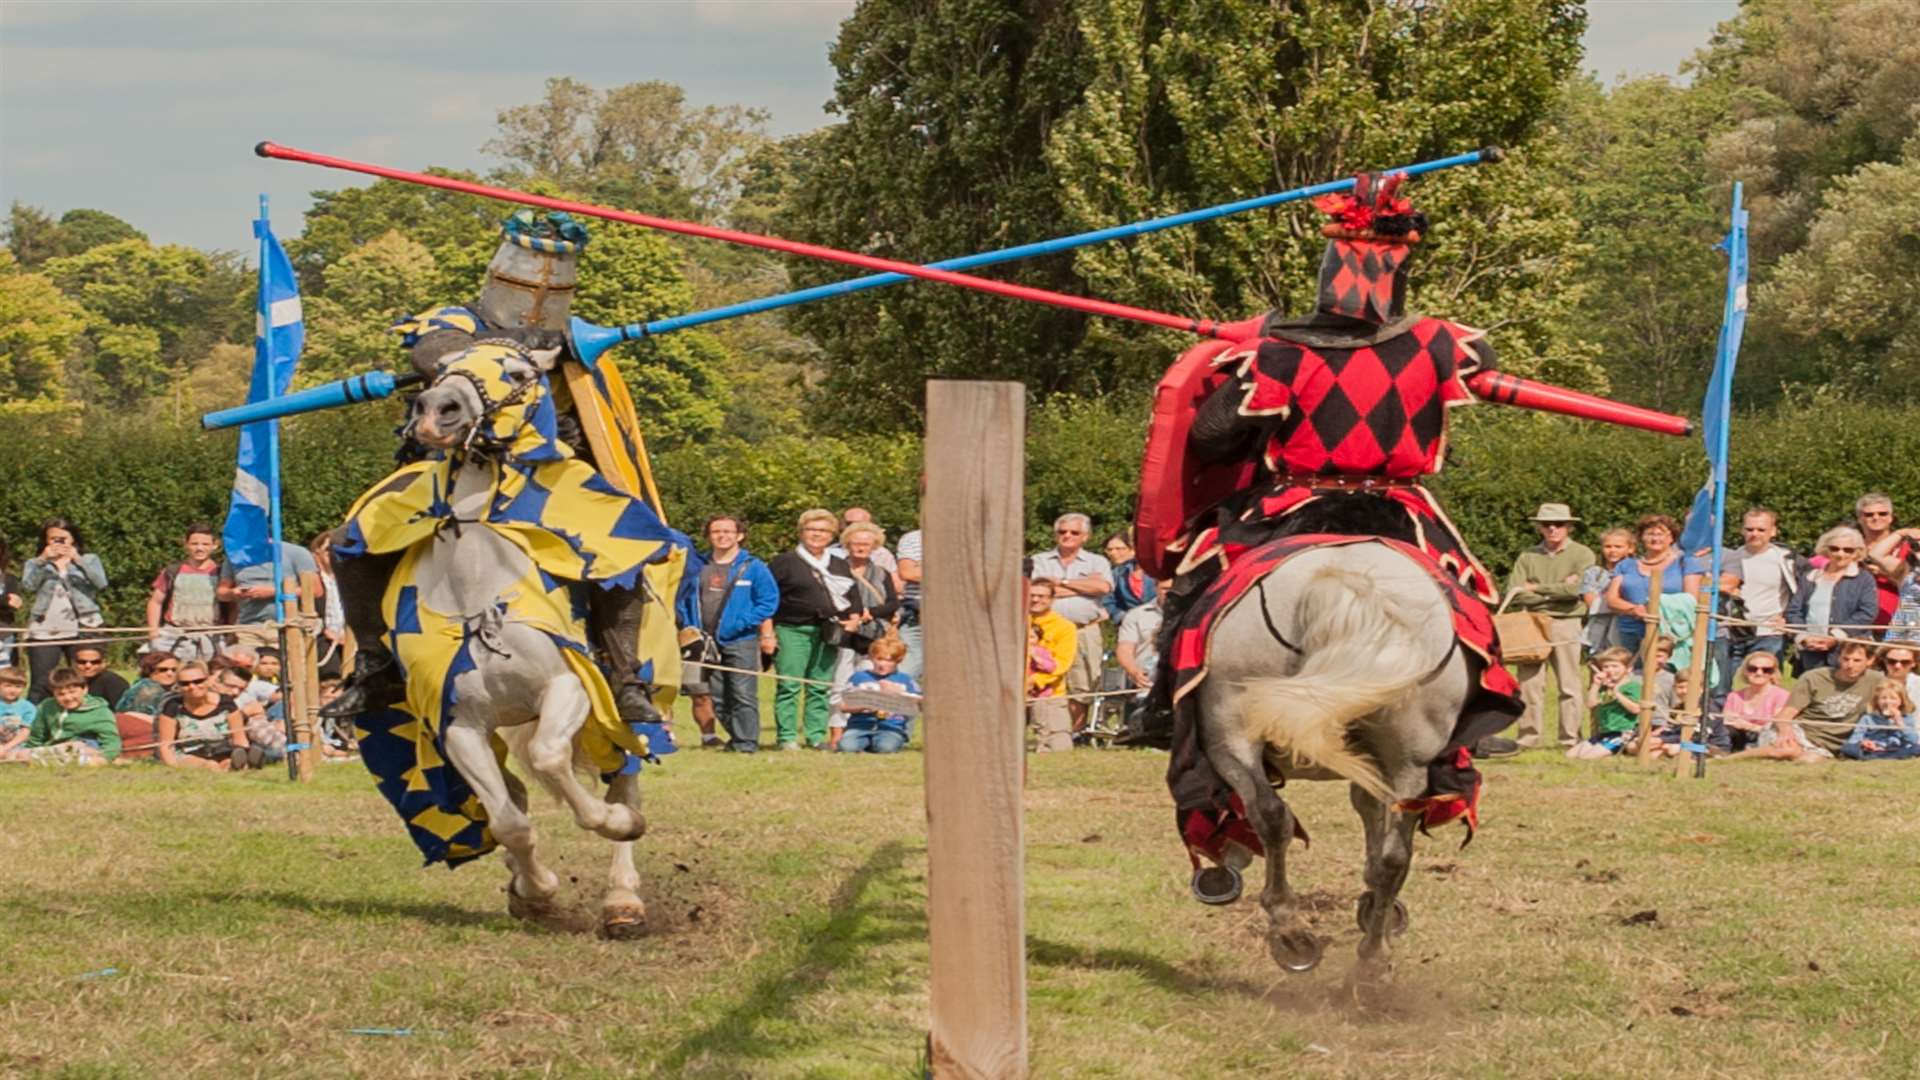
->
[[6, 394, 1915, 630]]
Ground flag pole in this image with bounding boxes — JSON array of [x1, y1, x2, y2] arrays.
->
[[256, 194, 293, 780], [1676, 182, 1748, 778]]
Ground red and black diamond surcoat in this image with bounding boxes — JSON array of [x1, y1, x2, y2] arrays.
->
[[1167, 315, 1501, 608]]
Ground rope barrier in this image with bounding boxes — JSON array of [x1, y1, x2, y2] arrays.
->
[[686, 658, 1144, 703]]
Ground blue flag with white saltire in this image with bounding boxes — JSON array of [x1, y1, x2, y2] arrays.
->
[[222, 213, 304, 567], [1680, 185, 1749, 555]]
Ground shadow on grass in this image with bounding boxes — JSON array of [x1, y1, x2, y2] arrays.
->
[[1028, 937, 1268, 998], [177, 889, 527, 931], [656, 841, 924, 1073]]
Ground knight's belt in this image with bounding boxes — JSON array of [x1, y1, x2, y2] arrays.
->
[[1280, 473, 1420, 492]]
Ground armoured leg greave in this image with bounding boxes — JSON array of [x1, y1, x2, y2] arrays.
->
[[588, 583, 663, 725]]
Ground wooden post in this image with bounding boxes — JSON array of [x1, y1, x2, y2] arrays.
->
[[1676, 590, 1715, 778], [922, 381, 1027, 1080], [1633, 564, 1666, 764], [282, 571, 321, 782]]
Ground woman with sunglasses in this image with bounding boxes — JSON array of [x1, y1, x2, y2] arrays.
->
[[1721, 654, 1789, 754], [117, 652, 182, 715], [1785, 526, 1880, 675], [154, 661, 263, 771]]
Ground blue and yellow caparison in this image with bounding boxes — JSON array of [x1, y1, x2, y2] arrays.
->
[[338, 339, 689, 867]]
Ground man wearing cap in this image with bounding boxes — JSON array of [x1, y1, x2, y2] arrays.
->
[[1505, 504, 1596, 749]]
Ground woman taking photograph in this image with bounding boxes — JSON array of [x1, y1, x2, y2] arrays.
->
[[1604, 514, 1705, 655], [1785, 526, 1879, 674], [767, 509, 867, 751], [20, 518, 109, 701]]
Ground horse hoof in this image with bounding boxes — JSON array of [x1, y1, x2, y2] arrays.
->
[[595, 808, 647, 843], [1355, 895, 1410, 937], [507, 891, 553, 921], [1190, 865, 1243, 905], [600, 904, 649, 940], [1269, 927, 1323, 973]]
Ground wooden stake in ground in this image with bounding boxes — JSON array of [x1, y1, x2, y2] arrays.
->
[[922, 380, 1027, 1080], [281, 571, 320, 783], [1633, 564, 1666, 764], [1675, 588, 1715, 778]]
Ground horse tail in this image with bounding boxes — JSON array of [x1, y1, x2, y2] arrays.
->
[[1235, 566, 1440, 802]]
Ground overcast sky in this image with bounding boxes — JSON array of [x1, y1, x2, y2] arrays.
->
[[0, 0, 1738, 254]]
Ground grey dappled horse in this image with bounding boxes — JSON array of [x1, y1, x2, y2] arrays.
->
[[1196, 540, 1469, 979], [404, 341, 649, 937]]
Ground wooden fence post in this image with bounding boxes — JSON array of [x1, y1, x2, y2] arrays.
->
[[282, 571, 321, 782], [1633, 568, 1666, 764], [922, 380, 1027, 1080]]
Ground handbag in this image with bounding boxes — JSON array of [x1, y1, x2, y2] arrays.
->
[[1492, 590, 1558, 665]]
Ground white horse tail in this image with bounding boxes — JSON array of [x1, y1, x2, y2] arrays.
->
[[1235, 566, 1439, 802]]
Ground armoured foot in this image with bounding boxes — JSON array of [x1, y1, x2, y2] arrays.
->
[[1355, 894, 1410, 938], [614, 684, 663, 726], [1267, 920, 1323, 974], [319, 650, 404, 719], [600, 900, 649, 940]]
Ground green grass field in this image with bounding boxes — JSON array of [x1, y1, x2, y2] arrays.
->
[[2, 745, 1915, 1078]]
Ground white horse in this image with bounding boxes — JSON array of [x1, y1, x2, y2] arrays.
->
[[1194, 538, 1478, 979], [403, 341, 649, 937]]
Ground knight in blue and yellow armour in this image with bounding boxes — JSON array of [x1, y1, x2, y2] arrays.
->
[[322, 211, 680, 729]]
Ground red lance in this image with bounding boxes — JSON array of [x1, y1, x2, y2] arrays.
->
[[254, 141, 1692, 438]]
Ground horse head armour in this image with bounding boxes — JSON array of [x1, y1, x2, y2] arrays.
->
[[406, 336, 565, 454]]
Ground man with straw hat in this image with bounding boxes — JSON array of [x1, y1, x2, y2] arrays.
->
[[1506, 503, 1596, 749]]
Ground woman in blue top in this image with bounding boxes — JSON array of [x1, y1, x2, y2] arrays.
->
[[1603, 514, 1706, 654]]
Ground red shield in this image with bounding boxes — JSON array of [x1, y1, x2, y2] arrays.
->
[[1134, 337, 1258, 580]]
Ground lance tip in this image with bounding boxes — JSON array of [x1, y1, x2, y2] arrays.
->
[[255, 141, 276, 158], [1479, 145, 1507, 164]]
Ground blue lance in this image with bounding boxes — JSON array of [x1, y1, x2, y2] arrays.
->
[[203, 145, 1502, 431]]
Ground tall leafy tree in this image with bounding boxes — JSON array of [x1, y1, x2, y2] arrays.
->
[[1558, 75, 1729, 413], [1049, 0, 1596, 387], [788, 0, 1596, 429], [0, 250, 87, 404], [782, 0, 1092, 428], [487, 78, 772, 221], [41, 239, 248, 407], [1697, 0, 1920, 262]]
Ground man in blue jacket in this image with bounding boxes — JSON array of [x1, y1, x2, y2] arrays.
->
[[677, 515, 780, 752]]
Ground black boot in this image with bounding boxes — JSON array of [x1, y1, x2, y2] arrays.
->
[[590, 583, 664, 725], [321, 544, 405, 720], [319, 647, 405, 719]]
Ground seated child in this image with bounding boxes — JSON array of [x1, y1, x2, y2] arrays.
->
[[838, 637, 919, 754], [1569, 647, 1644, 760], [1722, 653, 1789, 753], [1840, 681, 1920, 761], [1633, 669, 1690, 758], [0, 666, 35, 756], [3, 666, 119, 765]]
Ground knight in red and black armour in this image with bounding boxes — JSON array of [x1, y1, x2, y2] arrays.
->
[[1130, 172, 1518, 753]]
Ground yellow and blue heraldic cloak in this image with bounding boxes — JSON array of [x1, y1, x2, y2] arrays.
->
[[336, 340, 690, 867]]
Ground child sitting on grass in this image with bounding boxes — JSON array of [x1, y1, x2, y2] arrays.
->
[[0, 666, 35, 755], [1840, 681, 1920, 761], [1569, 647, 1641, 759], [838, 637, 919, 754], [2, 666, 119, 765]]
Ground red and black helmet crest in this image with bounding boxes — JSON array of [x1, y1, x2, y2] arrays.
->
[[1311, 173, 1427, 325]]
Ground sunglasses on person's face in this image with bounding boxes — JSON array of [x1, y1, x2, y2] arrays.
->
[[178, 677, 208, 687], [155, 665, 179, 674], [1861, 510, 1892, 518], [74, 657, 104, 666], [1885, 658, 1916, 668], [1829, 546, 1862, 554], [1746, 665, 1777, 674], [1056, 529, 1085, 536]]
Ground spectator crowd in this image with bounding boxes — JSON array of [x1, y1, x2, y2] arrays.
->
[[6, 490, 1917, 770]]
